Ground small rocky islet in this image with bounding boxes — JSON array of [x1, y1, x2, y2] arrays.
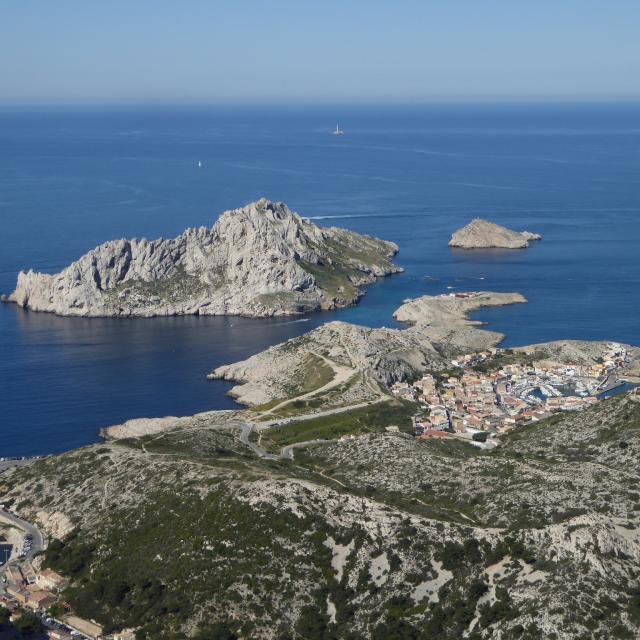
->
[[449, 218, 542, 249]]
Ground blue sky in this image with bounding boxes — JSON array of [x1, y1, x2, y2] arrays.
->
[[1, 1, 638, 103]]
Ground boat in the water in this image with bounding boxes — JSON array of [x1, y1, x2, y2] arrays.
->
[[332, 123, 344, 135]]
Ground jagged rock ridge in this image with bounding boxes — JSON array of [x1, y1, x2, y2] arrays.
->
[[7, 198, 402, 317], [449, 218, 542, 249]]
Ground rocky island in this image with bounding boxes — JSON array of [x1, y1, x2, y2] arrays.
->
[[449, 218, 542, 249], [6, 198, 402, 318]]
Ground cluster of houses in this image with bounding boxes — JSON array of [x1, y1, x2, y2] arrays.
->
[[391, 343, 629, 446], [3, 566, 66, 612], [1, 562, 117, 639]]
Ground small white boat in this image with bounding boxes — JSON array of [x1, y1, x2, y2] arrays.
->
[[198, 161, 202, 168], [332, 123, 344, 136]]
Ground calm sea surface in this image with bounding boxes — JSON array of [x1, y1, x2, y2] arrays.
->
[[1, 104, 639, 456]]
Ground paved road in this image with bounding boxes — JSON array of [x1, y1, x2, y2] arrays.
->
[[238, 359, 394, 462], [240, 424, 332, 461], [280, 439, 329, 460], [0, 509, 44, 564], [239, 425, 279, 460], [240, 395, 391, 460]]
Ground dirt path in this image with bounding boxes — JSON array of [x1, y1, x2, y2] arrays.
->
[[413, 497, 478, 525], [260, 352, 357, 417]]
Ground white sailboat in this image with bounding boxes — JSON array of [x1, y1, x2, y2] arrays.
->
[[332, 123, 344, 135], [197, 161, 202, 168]]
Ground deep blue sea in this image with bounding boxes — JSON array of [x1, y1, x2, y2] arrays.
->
[[1, 103, 639, 456]]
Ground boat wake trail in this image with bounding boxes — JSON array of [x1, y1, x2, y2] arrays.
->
[[271, 318, 311, 325]]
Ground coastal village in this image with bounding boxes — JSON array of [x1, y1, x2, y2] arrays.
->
[[0, 343, 636, 639], [391, 342, 629, 447]]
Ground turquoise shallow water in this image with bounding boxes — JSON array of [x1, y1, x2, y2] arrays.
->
[[1, 103, 639, 456]]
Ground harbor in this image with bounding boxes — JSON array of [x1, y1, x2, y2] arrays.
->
[[391, 342, 634, 446]]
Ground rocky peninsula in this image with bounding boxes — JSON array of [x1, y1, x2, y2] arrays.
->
[[393, 291, 527, 328], [209, 291, 526, 406], [6, 198, 402, 318], [449, 218, 541, 249]]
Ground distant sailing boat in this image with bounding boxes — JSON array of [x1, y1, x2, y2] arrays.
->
[[332, 123, 345, 136], [197, 161, 202, 168]]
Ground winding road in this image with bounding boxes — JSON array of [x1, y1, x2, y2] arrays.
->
[[239, 424, 279, 460], [259, 395, 390, 429], [239, 423, 329, 460], [235, 345, 394, 462], [241, 393, 392, 461]]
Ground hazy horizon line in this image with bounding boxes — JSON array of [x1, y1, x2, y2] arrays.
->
[[1, 97, 640, 110]]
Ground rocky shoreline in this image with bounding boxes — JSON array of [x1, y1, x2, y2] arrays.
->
[[393, 291, 528, 327]]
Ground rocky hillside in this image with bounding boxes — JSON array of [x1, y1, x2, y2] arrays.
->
[[209, 292, 521, 406], [2, 395, 640, 639], [6, 199, 401, 317], [450, 219, 541, 249]]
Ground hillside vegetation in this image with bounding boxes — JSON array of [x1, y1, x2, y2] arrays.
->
[[2, 396, 640, 638]]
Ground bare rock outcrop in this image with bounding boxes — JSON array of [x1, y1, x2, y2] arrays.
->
[[393, 291, 527, 328], [449, 218, 541, 249], [100, 415, 193, 440], [35, 510, 75, 540], [7, 199, 402, 317]]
